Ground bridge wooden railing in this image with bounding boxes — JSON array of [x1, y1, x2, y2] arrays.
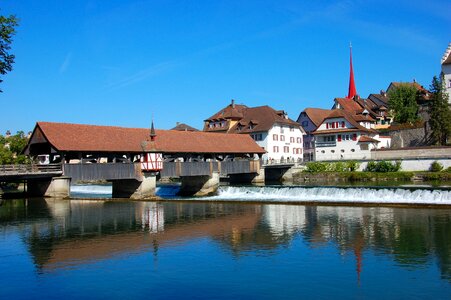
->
[[160, 160, 261, 177], [0, 163, 62, 175]]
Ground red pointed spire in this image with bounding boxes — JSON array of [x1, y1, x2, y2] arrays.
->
[[347, 43, 357, 99]]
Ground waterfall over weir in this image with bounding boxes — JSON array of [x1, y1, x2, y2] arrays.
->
[[206, 186, 451, 205], [70, 184, 451, 205]]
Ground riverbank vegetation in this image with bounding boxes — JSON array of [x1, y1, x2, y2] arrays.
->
[[296, 160, 451, 184]]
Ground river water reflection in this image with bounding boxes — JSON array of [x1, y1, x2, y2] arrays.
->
[[1, 198, 450, 299]]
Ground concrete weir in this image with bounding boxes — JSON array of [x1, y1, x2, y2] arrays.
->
[[27, 176, 71, 198], [179, 172, 220, 197], [111, 173, 157, 199]]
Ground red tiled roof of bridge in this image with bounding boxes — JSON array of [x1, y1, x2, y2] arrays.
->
[[33, 122, 266, 154]]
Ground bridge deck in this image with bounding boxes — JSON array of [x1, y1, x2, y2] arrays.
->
[[0, 164, 63, 181]]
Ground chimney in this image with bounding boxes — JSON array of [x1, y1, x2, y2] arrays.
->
[[5, 130, 11, 138], [176, 122, 180, 126], [380, 90, 386, 97], [231, 99, 235, 108]]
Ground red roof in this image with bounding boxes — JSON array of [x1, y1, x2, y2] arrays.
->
[[302, 108, 332, 127], [313, 109, 376, 135], [204, 103, 300, 133], [27, 122, 266, 154], [358, 136, 380, 143]]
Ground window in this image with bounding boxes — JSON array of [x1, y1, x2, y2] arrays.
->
[[321, 150, 325, 153], [280, 127, 285, 133], [290, 137, 295, 143], [290, 126, 294, 132], [341, 149, 345, 153], [273, 146, 279, 153], [331, 150, 335, 153], [284, 146, 289, 153], [273, 134, 278, 141], [360, 144, 369, 150], [448, 79, 451, 88], [297, 137, 302, 143], [248, 124, 254, 130], [280, 135, 285, 141], [351, 149, 355, 152], [301, 121, 308, 127], [252, 134, 263, 141]]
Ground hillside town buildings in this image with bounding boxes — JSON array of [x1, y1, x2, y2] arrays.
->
[[203, 100, 304, 162]]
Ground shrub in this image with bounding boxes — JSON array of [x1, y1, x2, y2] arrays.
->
[[365, 160, 402, 172], [331, 161, 346, 172], [346, 160, 360, 172], [305, 162, 330, 173], [430, 161, 444, 172]]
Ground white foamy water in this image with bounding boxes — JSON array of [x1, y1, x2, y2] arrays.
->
[[71, 184, 112, 195], [205, 186, 451, 205]]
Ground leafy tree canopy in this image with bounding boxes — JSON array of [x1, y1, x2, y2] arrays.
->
[[0, 13, 19, 92], [388, 83, 420, 124], [0, 131, 29, 164], [429, 75, 451, 145]]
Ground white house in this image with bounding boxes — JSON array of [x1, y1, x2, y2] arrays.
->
[[203, 100, 305, 163], [297, 108, 332, 161], [312, 109, 390, 161], [441, 42, 451, 105]]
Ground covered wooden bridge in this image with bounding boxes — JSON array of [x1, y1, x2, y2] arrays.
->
[[21, 122, 266, 198]]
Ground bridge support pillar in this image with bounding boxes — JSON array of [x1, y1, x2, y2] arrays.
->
[[229, 167, 265, 184], [179, 172, 220, 197], [27, 176, 71, 198], [111, 173, 156, 199]]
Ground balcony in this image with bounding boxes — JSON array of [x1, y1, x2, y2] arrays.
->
[[315, 141, 337, 147]]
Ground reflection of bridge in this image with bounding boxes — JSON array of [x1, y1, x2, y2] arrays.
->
[[9, 122, 267, 198]]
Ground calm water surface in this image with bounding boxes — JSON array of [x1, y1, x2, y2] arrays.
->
[[1, 197, 450, 299]]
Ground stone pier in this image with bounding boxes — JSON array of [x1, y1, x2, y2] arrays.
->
[[229, 167, 265, 184], [27, 176, 71, 198], [179, 172, 220, 197], [111, 173, 157, 199]]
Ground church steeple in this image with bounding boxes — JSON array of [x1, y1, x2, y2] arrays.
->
[[150, 120, 156, 142], [347, 43, 357, 99]]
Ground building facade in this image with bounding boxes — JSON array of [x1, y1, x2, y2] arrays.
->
[[313, 110, 390, 161], [204, 100, 304, 163], [441, 43, 451, 105]]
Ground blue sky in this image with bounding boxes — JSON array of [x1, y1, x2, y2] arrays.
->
[[1, 0, 450, 133]]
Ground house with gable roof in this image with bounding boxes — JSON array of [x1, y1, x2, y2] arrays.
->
[[296, 108, 332, 161], [312, 109, 390, 161], [204, 100, 305, 162]]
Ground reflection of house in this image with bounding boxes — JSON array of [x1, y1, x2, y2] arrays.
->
[[203, 100, 304, 162], [442, 43, 451, 105], [263, 205, 306, 236]]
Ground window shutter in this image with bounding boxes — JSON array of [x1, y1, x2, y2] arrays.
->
[[338, 135, 342, 142], [352, 134, 357, 141], [326, 123, 329, 129], [341, 121, 345, 128]]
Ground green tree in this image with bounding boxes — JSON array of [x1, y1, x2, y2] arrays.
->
[[0, 131, 29, 164], [388, 83, 420, 124], [429, 75, 451, 145], [0, 13, 19, 92]]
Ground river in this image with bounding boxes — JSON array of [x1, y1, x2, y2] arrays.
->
[[0, 184, 450, 299]]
